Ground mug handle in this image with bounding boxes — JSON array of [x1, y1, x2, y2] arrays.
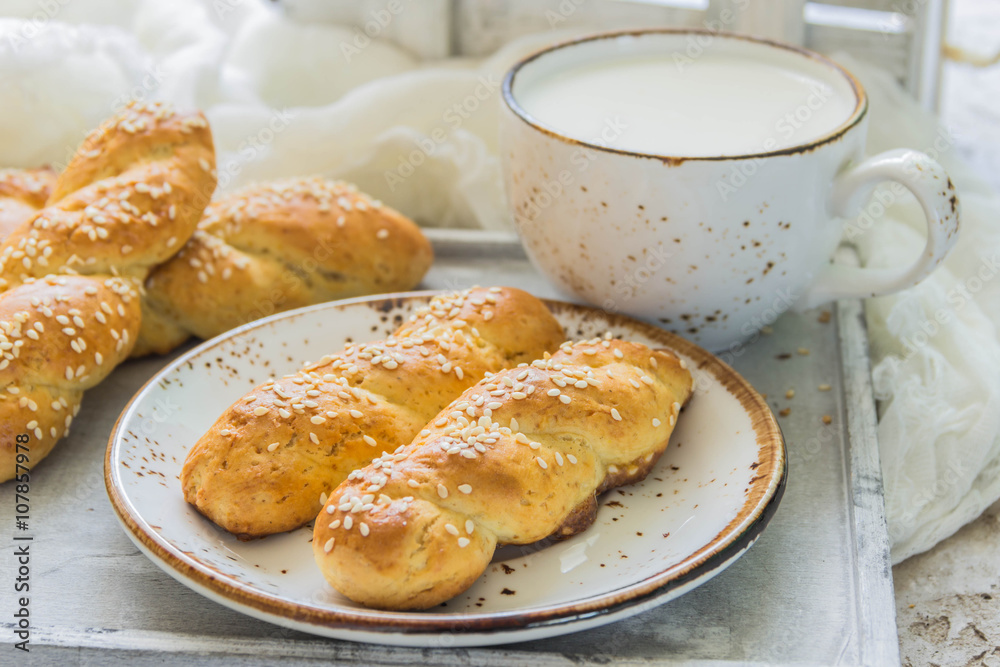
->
[[797, 148, 960, 310]]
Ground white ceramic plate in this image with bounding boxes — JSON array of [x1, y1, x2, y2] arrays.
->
[[105, 292, 785, 647]]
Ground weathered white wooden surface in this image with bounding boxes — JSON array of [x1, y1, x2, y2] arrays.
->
[[0, 239, 897, 665]]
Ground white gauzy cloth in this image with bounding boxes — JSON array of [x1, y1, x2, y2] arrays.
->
[[0, 1, 997, 562]]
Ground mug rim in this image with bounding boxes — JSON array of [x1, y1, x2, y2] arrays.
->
[[501, 28, 869, 164]]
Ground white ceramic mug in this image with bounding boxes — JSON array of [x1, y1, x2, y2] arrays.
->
[[500, 30, 960, 352]]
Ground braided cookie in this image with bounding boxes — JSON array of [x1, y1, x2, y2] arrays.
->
[[313, 337, 693, 610], [136, 177, 432, 356], [181, 287, 564, 538], [0, 102, 215, 481]]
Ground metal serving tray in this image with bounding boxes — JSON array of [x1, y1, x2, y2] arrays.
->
[[1, 235, 898, 665]]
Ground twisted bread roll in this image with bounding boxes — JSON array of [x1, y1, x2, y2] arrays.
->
[[313, 337, 694, 610], [0, 275, 140, 474], [0, 103, 214, 289], [135, 178, 433, 356], [181, 287, 564, 538], [0, 102, 216, 481], [0, 167, 56, 241]]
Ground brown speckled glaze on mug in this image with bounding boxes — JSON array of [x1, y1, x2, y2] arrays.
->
[[105, 292, 785, 647], [501, 29, 960, 352]]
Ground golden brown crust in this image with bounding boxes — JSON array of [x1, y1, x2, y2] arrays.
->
[[0, 102, 216, 482], [0, 104, 215, 290], [0, 275, 141, 474], [0, 167, 56, 241], [313, 337, 694, 610], [181, 287, 565, 538], [134, 178, 433, 356]]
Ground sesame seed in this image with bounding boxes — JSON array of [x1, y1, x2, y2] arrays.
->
[[376, 229, 389, 240], [512, 392, 527, 400], [669, 414, 676, 426], [458, 484, 472, 494], [437, 484, 448, 499], [679, 358, 688, 369], [509, 417, 519, 432], [672, 402, 681, 412], [653, 418, 662, 427], [536, 457, 548, 469], [343, 516, 353, 530], [350, 410, 363, 419], [329, 519, 341, 529], [640, 375, 654, 385], [360, 523, 370, 537], [608, 465, 619, 473], [547, 388, 560, 397], [487, 401, 502, 410], [363, 435, 376, 446], [611, 408, 622, 421], [567, 454, 578, 464], [445, 523, 459, 536], [253, 406, 268, 416], [613, 349, 624, 359], [818, 384, 832, 391], [629, 379, 641, 389], [529, 441, 541, 450], [555, 452, 564, 466], [278, 408, 291, 419], [310, 415, 326, 425], [267, 442, 280, 452], [559, 395, 571, 404]]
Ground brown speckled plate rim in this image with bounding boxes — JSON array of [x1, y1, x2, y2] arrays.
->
[[105, 291, 786, 637], [502, 28, 868, 164]]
